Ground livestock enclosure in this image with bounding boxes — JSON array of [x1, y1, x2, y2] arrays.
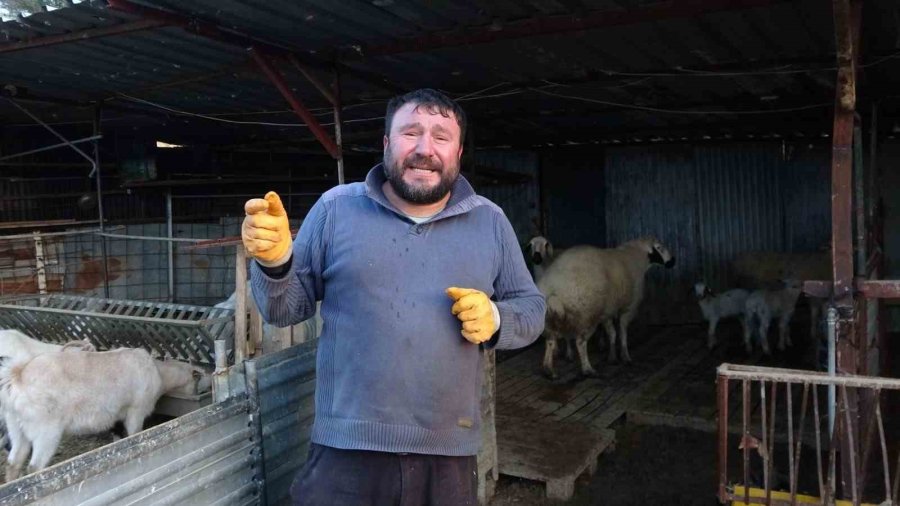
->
[[2, 0, 900, 504]]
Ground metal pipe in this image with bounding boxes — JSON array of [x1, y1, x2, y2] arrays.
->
[[0, 134, 102, 161], [97, 232, 202, 243], [827, 307, 838, 436], [3, 98, 99, 175], [717, 374, 729, 503], [93, 105, 110, 298], [167, 190, 175, 302]]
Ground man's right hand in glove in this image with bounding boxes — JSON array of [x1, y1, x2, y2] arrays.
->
[[242, 191, 293, 267]]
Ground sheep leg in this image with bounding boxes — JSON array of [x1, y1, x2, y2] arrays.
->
[[778, 313, 793, 350], [27, 427, 63, 474], [543, 336, 559, 379], [742, 313, 754, 355], [605, 319, 618, 364], [759, 316, 772, 355], [5, 417, 30, 482], [124, 408, 148, 437], [707, 317, 720, 350], [619, 310, 635, 364], [575, 327, 600, 378]]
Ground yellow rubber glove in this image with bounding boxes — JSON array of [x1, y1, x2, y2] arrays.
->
[[446, 287, 497, 344], [241, 191, 292, 266]]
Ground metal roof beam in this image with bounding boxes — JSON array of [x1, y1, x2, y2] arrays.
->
[[106, 0, 404, 94], [0, 19, 168, 54], [351, 0, 793, 58]]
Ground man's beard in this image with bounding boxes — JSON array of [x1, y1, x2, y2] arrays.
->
[[383, 147, 459, 205]]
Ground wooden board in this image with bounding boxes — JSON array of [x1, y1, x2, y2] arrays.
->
[[496, 412, 615, 501]]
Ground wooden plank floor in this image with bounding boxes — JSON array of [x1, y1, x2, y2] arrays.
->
[[494, 324, 709, 499]]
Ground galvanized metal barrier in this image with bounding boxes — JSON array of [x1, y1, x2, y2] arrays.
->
[[0, 395, 263, 505], [0, 294, 234, 366], [245, 339, 318, 506], [717, 363, 900, 506]]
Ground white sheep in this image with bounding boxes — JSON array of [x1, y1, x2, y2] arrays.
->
[[694, 282, 750, 350], [0, 348, 209, 480], [525, 236, 556, 283], [732, 249, 830, 340], [539, 237, 675, 379], [742, 279, 803, 355]]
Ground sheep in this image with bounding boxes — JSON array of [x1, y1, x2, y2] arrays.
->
[[0, 329, 94, 361], [539, 237, 676, 379], [732, 248, 830, 340], [694, 282, 750, 350], [742, 279, 803, 355], [525, 236, 556, 283], [0, 348, 209, 481]]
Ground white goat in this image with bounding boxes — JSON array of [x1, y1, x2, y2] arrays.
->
[[1, 348, 208, 480], [0, 329, 94, 361], [694, 282, 750, 350], [539, 237, 675, 379], [742, 279, 803, 355]]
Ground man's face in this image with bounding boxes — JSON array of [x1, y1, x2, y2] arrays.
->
[[383, 101, 464, 205]]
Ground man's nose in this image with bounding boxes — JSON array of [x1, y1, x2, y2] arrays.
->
[[415, 134, 434, 156]]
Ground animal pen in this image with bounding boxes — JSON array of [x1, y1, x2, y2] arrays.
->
[[1, 0, 900, 505]]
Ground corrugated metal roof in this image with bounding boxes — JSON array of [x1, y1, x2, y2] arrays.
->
[[0, 0, 898, 150]]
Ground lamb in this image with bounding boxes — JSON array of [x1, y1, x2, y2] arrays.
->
[[0, 348, 209, 480], [539, 237, 675, 379], [694, 282, 750, 350], [742, 279, 803, 355], [732, 248, 830, 340]]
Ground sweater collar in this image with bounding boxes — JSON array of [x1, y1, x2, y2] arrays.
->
[[364, 163, 481, 222]]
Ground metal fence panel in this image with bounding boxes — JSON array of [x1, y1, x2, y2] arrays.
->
[[0, 294, 234, 366], [0, 396, 261, 506], [248, 339, 318, 506]]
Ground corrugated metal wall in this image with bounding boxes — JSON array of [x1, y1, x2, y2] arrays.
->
[[601, 142, 831, 324], [0, 396, 261, 506], [541, 149, 605, 248], [474, 150, 540, 244]]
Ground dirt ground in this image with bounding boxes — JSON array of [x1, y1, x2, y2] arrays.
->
[[489, 423, 719, 506]]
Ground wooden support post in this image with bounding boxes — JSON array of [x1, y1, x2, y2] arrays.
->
[[234, 247, 248, 363]]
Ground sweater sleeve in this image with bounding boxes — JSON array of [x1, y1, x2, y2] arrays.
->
[[249, 197, 327, 326], [489, 212, 546, 350]]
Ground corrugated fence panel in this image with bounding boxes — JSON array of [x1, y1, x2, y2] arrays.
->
[[694, 144, 786, 291], [251, 339, 318, 506], [783, 144, 832, 252], [0, 396, 260, 506], [474, 150, 540, 244], [605, 146, 699, 324], [541, 149, 605, 248]]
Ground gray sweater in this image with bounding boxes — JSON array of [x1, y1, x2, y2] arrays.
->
[[250, 165, 545, 456]]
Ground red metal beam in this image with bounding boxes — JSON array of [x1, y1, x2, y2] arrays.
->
[[353, 0, 792, 57], [804, 279, 900, 299], [831, 0, 859, 305], [0, 19, 167, 54], [249, 48, 341, 160]]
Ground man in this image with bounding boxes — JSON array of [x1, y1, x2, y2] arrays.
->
[[242, 88, 545, 505]]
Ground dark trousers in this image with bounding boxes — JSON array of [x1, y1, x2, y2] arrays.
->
[[290, 443, 478, 506]]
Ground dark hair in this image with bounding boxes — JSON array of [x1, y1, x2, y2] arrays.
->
[[384, 88, 467, 144]]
